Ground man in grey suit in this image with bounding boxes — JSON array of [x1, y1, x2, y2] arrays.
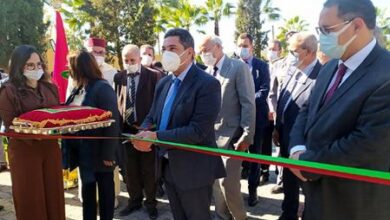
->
[[289, 0, 390, 219], [273, 32, 321, 220], [132, 28, 226, 220], [199, 35, 256, 220]]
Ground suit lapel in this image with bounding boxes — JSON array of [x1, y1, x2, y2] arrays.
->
[[168, 64, 198, 121], [218, 56, 232, 85], [291, 62, 321, 102], [306, 44, 382, 132]]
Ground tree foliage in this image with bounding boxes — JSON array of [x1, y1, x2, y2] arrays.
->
[[205, 0, 235, 36], [61, 0, 156, 69], [376, 7, 390, 50], [0, 0, 49, 70], [235, 0, 280, 57], [276, 16, 309, 51]]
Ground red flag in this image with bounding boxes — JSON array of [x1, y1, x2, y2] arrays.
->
[[53, 11, 69, 103]]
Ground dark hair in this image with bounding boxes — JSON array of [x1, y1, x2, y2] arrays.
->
[[238, 33, 254, 45], [324, 0, 376, 29], [140, 44, 155, 56], [164, 28, 194, 49], [271, 40, 282, 51], [68, 49, 103, 87], [9, 45, 50, 88]]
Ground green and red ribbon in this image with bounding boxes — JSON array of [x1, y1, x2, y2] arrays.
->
[[1, 132, 389, 186]]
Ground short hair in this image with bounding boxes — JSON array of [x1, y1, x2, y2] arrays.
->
[[270, 40, 282, 51], [140, 44, 155, 55], [206, 35, 223, 46], [324, 0, 376, 30], [68, 49, 103, 87], [289, 32, 318, 53], [238, 33, 253, 45], [164, 28, 194, 49], [122, 44, 140, 57]]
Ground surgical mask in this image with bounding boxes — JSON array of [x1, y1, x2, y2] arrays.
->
[[319, 22, 357, 59], [24, 69, 44, 81], [267, 51, 279, 62], [238, 47, 251, 60], [124, 63, 140, 74], [287, 52, 300, 67], [201, 52, 217, 66], [94, 56, 105, 66], [161, 50, 187, 72], [141, 55, 153, 67]]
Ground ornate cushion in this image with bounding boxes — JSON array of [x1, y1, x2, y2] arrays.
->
[[12, 105, 114, 134]]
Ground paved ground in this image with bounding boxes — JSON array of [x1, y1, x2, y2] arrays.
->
[[0, 165, 304, 220]]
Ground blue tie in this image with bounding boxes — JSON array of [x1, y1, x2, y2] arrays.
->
[[159, 78, 181, 131]]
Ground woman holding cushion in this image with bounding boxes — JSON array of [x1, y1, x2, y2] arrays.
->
[[64, 49, 120, 220], [0, 45, 65, 220]]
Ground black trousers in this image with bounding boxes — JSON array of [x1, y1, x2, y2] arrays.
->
[[279, 128, 300, 220], [247, 125, 265, 191], [125, 143, 157, 209], [261, 120, 274, 172], [81, 171, 114, 220], [163, 160, 213, 220]]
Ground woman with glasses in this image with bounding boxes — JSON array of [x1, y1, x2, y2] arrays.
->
[[0, 45, 65, 220], [63, 49, 120, 220]]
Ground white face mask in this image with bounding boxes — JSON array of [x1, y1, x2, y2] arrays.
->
[[124, 63, 140, 74], [141, 55, 153, 67], [94, 56, 105, 66], [287, 51, 300, 67], [201, 52, 217, 67], [267, 50, 279, 62], [238, 47, 251, 60], [24, 69, 44, 81], [161, 50, 187, 72]]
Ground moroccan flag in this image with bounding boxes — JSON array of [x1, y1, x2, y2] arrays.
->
[[53, 11, 69, 103]]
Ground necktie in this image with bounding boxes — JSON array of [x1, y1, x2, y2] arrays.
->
[[277, 71, 302, 121], [322, 63, 348, 105], [159, 78, 181, 131], [125, 72, 139, 125], [213, 66, 218, 77]]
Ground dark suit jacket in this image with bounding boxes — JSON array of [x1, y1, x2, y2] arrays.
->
[[276, 61, 321, 157], [63, 80, 121, 174], [251, 57, 270, 131], [289, 44, 390, 220], [114, 65, 163, 128], [141, 64, 226, 191]]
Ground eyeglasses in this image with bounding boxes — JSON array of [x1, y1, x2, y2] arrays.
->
[[25, 62, 43, 71], [315, 18, 355, 35]]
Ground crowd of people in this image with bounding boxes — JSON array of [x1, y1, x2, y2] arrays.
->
[[0, 0, 390, 220]]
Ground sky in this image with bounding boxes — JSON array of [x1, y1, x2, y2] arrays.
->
[[187, 0, 390, 53]]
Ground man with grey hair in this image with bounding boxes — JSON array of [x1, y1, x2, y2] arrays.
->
[[199, 35, 256, 220], [272, 32, 321, 220], [115, 44, 162, 219]]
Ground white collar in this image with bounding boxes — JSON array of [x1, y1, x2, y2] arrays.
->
[[339, 38, 376, 71]]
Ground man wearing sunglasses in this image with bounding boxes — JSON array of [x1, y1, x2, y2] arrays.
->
[[289, 0, 390, 219]]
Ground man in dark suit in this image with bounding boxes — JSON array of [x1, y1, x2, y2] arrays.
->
[[115, 44, 162, 219], [236, 32, 270, 206], [273, 32, 321, 220], [289, 0, 390, 219], [131, 28, 226, 220]]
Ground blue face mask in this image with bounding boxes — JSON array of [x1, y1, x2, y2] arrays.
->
[[319, 22, 357, 59], [238, 47, 251, 60]]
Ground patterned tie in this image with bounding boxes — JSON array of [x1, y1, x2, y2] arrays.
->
[[213, 66, 218, 77], [277, 70, 302, 123], [125, 72, 139, 125], [322, 63, 348, 105]]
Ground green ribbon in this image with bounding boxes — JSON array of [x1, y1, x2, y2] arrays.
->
[[125, 134, 390, 186]]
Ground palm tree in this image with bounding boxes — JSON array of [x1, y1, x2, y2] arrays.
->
[[156, 0, 208, 31], [205, 0, 235, 36], [276, 16, 309, 51]]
